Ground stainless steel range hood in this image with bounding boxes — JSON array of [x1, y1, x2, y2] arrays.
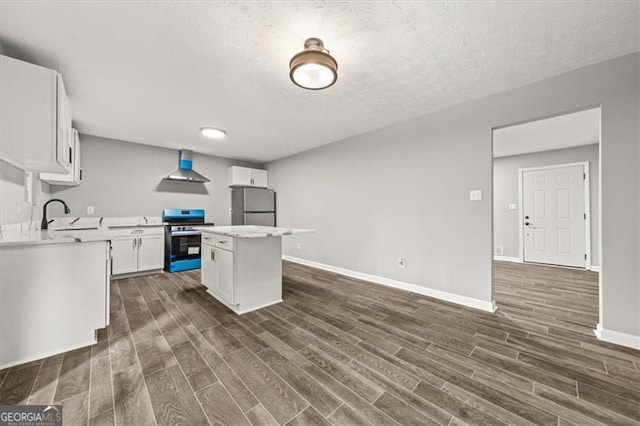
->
[[164, 150, 210, 183]]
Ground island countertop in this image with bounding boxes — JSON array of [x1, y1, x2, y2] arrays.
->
[[195, 225, 314, 238]]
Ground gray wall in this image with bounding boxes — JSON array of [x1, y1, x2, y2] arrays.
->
[[0, 160, 50, 226], [493, 144, 600, 266], [267, 53, 639, 337], [50, 135, 259, 224]]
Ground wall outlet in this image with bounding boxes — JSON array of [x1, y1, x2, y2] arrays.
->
[[87, 206, 95, 215], [398, 257, 406, 268], [508, 203, 517, 210], [469, 190, 482, 201], [296, 242, 302, 250], [494, 245, 504, 255]]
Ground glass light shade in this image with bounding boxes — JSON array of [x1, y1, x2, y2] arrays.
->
[[200, 127, 226, 139], [291, 63, 336, 89]]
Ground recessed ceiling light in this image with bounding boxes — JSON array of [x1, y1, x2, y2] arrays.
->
[[200, 127, 227, 139], [290, 37, 338, 90]]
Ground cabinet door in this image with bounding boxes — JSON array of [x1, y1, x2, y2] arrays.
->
[[56, 74, 73, 173], [251, 169, 268, 188], [201, 244, 218, 289], [40, 129, 81, 186], [229, 166, 252, 187], [111, 237, 137, 275], [216, 248, 235, 305], [0, 56, 62, 172], [137, 235, 164, 272], [74, 131, 82, 184]]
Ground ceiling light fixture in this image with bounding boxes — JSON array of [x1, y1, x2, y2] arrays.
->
[[289, 37, 338, 90], [200, 127, 227, 139]]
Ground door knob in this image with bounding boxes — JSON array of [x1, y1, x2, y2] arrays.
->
[[525, 215, 530, 219], [524, 222, 530, 226]]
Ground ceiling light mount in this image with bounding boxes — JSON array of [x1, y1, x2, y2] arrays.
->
[[289, 37, 338, 90]]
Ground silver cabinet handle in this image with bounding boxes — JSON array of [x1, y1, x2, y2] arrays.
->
[[218, 240, 227, 244], [132, 238, 136, 248], [203, 237, 212, 241], [139, 237, 142, 247], [211, 249, 216, 261]]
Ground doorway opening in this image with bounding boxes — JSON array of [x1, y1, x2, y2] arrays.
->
[[491, 107, 601, 330]]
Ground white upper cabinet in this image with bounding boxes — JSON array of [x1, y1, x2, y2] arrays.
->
[[41, 129, 82, 186], [228, 166, 268, 188], [0, 55, 73, 173]]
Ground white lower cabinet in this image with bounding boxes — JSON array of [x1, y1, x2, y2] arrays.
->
[[201, 232, 283, 314], [137, 234, 164, 271], [202, 240, 235, 305], [216, 247, 235, 304], [111, 227, 164, 276], [111, 237, 138, 275], [201, 241, 218, 288]]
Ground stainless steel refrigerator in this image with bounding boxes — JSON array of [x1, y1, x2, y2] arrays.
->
[[231, 188, 276, 226]]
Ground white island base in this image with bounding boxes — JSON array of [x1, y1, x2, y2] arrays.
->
[[198, 226, 313, 315]]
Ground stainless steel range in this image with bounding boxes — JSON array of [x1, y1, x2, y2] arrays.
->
[[163, 209, 214, 272]]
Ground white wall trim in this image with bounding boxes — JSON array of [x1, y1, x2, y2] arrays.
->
[[518, 161, 591, 268], [283, 255, 497, 313], [594, 323, 640, 350], [588, 265, 600, 272], [493, 255, 523, 263], [0, 337, 96, 369]]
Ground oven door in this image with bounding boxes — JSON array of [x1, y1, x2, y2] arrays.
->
[[169, 231, 202, 262]]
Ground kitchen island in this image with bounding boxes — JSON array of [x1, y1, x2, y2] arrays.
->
[[197, 226, 313, 314], [0, 228, 112, 369]]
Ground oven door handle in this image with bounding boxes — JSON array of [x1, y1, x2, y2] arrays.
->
[[170, 231, 202, 236]]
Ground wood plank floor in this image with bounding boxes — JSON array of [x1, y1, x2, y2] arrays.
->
[[1, 261, 638, 425]]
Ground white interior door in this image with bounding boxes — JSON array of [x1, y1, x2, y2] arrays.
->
[[522, 164, 587, 268]]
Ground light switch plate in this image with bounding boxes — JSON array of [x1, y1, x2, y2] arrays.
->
[[508, 203, 517, 210], [87, 206, 95, 214], [469, 190, 482, 201], [24, 171, 35, 205]]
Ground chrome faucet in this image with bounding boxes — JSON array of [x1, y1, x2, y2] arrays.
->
[[41, 199, 70, 230]]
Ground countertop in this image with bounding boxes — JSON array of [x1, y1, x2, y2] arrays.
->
[[0, 216, 164, 247], [0, 228, 113, 247], [196, 225, 315, 239]]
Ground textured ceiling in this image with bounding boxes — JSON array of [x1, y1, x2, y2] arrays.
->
[[493, 108, 600, 158], [1, 2, 638, 162]]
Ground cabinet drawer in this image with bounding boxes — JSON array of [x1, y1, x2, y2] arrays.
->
[[215, 235, 234, 251], [109, 226, 164, 237]]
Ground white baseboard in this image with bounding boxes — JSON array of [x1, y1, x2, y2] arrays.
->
[[595, 323, 640, 350], [493, 255, 522, 263], [283, 255, 496, 313], [493, 256, 601, 273], [0, 336, 97, 369]]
